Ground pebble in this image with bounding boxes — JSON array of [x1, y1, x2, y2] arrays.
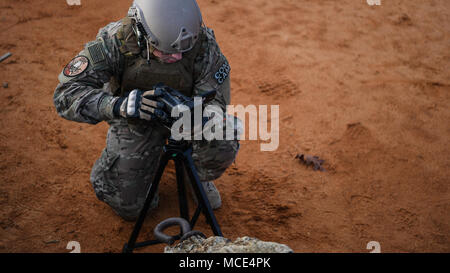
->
[[2, 82, 8, 88], [44, 240, 60, 245]]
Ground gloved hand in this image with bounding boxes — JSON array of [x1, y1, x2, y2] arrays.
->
[[114, 89, 168, 121]]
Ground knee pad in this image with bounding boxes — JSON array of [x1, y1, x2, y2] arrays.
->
[[192, 139, 239, 181]]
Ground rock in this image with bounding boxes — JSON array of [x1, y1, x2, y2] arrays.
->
[[2, 82, 8, 88], [44, 239, 59, 245], [164, 236, 293, 253]]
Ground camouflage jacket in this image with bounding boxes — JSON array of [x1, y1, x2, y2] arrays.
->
[[53, 19, 231, 125]]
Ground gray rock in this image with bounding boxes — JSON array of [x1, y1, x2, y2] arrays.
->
[[165, 236, 293, 253], [2, 82, 8, 88]]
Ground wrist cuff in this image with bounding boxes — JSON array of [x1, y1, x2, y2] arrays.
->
[[113, 97, 126, 117], [98, 95, 120, 120]]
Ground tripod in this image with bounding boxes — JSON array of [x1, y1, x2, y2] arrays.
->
[[122, 138, 223, 253]]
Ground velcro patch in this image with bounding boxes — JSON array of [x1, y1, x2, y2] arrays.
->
[[88, 43, 106, 64], [214, 62, 230, 85], [63, 56, 89, 77]]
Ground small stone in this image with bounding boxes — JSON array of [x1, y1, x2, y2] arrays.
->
[[44, 240, 60, 245], [2, 82, 8, 88]]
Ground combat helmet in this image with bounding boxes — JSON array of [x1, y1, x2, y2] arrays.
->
[[128, 0, 203, 54]]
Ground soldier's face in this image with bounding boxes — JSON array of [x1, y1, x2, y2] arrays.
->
[[152, 48, 183, 64]]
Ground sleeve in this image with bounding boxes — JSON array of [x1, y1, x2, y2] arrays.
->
[[53, 21, 124, 125], [193, 28, 231, 113]]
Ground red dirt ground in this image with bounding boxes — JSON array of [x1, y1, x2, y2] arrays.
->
[[0, 0, 449, 253]]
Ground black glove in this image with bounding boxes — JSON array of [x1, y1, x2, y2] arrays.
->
[[114, 89, 168, 121]]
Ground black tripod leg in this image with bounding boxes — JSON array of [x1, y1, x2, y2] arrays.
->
[[183, 150, 223, 237], [190, 205, 202, 228], [123, 154, 170, 253], [175, 159, 189, 221]]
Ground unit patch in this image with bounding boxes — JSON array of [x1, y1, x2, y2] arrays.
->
[[214, 62, 230, 85], [63, 56, 89, 77]]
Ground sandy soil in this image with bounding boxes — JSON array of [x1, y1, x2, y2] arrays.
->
[[0, 0, 449, 253]]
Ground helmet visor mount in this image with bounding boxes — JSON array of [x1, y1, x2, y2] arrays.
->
[[171, 27, 196, 53]]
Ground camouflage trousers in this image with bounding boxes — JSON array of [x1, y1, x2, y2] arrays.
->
[[90, 119, 239, 221]]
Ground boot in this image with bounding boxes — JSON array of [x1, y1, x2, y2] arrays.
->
[[199, 181, 222, 210], [183, 167, 222, 210]]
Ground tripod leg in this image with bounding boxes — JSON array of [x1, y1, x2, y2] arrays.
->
[[190, 205, 202, 228], [183, 149, 223, 237], [175, 159, 189, 221], [123, 153, 170, 253]]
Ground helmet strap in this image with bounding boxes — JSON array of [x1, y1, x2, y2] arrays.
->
[[131, 22, 145, 50], [144, 36, 151, 64]]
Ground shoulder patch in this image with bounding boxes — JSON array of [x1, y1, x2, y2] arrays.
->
[[214, 61, 230, 85], [87, 42, 106, 64], [63, 56, 89, 77]]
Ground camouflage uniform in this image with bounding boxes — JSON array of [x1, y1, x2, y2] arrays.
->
[[53, 19, 239, 221]]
